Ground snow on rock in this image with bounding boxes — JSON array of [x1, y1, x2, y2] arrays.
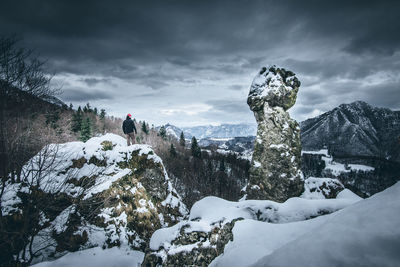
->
[[150, 221, 212, 251], [251, 182, 400, 267], [336, 188, 362, 201], [210, 215, 329, 267], [248, 66, 300, 108], [0, 181, 28, 215], [144, 186, 361, 266], [301, 177, 345, 199], [32, 246, 144, 267], [189, 193, 360, 224], [2, 133, 187, 264]]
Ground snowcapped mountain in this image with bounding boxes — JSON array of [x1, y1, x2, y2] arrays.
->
[[300, 101, 400, 162], [158, 123, 257, 140], [183, 123, 257, 139], [163, 123, 183, 139], [300, 101, 400, 196]]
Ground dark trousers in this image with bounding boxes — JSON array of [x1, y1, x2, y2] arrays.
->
[[127, 132, 135, 145]]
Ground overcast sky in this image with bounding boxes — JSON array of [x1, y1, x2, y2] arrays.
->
[[1, 0, 399, 126]]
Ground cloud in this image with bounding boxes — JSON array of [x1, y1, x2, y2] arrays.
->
[[1, 0, 399, 126], [80, 77, 111, 87], [207, 100, 250, 114], [228, 85, 244, 91], [60, 87, 113, 102]]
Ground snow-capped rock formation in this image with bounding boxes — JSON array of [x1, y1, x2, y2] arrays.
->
[[0, 134, 187, 264], [143, 184, 361, 266], [301, 177, 344, 199], [246, 66, 303, 201]]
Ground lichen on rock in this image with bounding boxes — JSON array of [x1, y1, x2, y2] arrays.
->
[[246, 66, 304, 202]]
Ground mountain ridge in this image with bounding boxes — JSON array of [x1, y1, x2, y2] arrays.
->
[[300, 100, 400, 162], [161, 101, 400, 164]]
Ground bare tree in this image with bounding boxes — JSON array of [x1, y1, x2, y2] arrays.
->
[[0, 142, 111, 265], [0, 36, 58, 199]]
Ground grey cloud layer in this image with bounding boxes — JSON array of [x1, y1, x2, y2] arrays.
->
[[1, 0, 399, 124]]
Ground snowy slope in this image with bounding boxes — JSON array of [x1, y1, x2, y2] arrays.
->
[[33, 246, 144, 267], [300, 101, 400, 162], [252, 181, 400, 267]]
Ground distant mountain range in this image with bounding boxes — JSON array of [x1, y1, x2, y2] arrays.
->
[[161, 101, 400, 164], [160, 123, 257, 140], [159, 101, 399, 197]]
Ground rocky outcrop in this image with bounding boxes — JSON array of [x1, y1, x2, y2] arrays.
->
[[246, 66, 304, 202], [0, 134, 187, 265], [142, 192, 360, 266], [302, 177, 345, 199], [142, 219, 238, 267]]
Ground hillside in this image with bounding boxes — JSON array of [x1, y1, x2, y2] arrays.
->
[[300, 101, 400, 162], [1, 85, 127, 181]]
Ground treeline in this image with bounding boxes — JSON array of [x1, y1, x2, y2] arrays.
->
[[69, 103, 106, 142], [152, 127, 250, 207], [0, 37, 127, 183]]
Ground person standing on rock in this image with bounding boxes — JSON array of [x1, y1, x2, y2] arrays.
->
[[122, 113, 137, 146]]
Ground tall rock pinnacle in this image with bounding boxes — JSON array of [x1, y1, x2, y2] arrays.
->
[[246, 66, 304, 202]]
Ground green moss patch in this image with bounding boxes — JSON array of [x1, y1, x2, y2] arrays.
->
[[101, 141, 114, 151]]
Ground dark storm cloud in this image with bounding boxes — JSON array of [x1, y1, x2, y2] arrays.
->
[[207, 100, 249, 114], [81, 78, 111, 87], [61, 87, 113, 102], [2, 0, 397, 73], [1, 0, 399, 123]]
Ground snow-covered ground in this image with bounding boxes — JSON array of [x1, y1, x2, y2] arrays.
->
[[30, 181, 400, 267], [251, 181, 400, 267], [149, 184, 362, 264], [149, 181, 400, 267], [302, 149, 375, 175], [33, 246, 144, 267]]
